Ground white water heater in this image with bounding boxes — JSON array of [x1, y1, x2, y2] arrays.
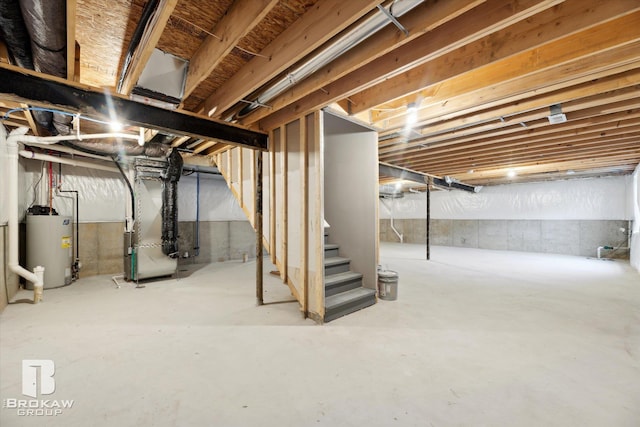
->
[[26, 214, 73, 289]]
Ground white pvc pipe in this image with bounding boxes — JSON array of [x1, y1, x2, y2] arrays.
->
[[23, 141, 113, 162], [1, 127, 45, 298], [19, 150, 120, 173], [17, 132, 143, 145]]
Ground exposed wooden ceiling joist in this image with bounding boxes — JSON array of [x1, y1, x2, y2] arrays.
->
[[117, 0, 178, 95], [0, 0, 637, 185], [239, 0, 484, 126], [201, 0, 384, 118], [183, 0, 279, 100], [255, 0, 565, 130]]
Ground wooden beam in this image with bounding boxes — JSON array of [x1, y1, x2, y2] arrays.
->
[[351, 4, 640, 116], [118, 0, 178, 95], [170, 135, 190, 148], [375, 43, 640, 140], [239, 0, 484, 125], [192, 140, 218, 154], [403, 135, 640, 172], [369, 0, 640, 122], [20, 103, 40, 136], [204, 143, 232, 156], [184, 0, 278, 100], [0, 64, 267, 150], [269, 129, 277, 266], [201, 0, 383, 118], [380, 97, 640, 156], [300, 117, 308, 317], [379, 81, 640, 144], [280, 125, 288, 283], [0, 39, 9, 64], [385, 114, 640, 166], [256, 0, 565, 130], [66, 0, 77, 81]]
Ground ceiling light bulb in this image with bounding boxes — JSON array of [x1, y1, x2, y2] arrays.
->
[[406, 103, 418, 126], [110, 120, 123, 131], [395, 182, 402, 190], [507, 169, 517, 178]]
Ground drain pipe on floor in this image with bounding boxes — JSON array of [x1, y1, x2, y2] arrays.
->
[[380, 197, 403, 243], [2, 127, 45, 302]]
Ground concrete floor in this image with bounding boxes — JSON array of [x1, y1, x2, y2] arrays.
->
[[1, 243, 639, 426]]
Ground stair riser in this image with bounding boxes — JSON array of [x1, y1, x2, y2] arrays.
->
[[324, 247, 339, 258], [324, 234, 329, 244], [325, 262, 350, 276], [325, 295, 376, 322], [325, 277, 362, 297]]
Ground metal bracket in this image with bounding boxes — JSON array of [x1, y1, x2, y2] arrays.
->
[[377, 4, 409, 36]]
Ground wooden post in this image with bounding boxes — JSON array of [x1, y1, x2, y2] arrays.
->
[[256, 149, 264, 305]]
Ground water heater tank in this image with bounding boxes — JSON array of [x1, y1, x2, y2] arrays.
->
[[26, 214, 73, 289]]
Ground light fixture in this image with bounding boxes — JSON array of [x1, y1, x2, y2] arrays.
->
[[395, 181, 403, 191], [566, 169, 575, 175], [547, 103, 567, 124], [507, 169, 517, 178], [406, 102, 418, 127], [109, 120, 124, 131]]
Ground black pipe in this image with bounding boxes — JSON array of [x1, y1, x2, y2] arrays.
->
[[194, 172, 200, 257], [161, 149, 183, 257], [112, 156, 135, 223]]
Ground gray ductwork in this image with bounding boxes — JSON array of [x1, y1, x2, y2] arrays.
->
[[20, 0, 66, 77], [20, 0, 71, 135], [0, 0, 34, 69], [1, 0, 69, 134], [64, 139, 172, 158]]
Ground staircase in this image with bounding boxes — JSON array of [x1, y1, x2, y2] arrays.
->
[[323, 230, 376, 322]]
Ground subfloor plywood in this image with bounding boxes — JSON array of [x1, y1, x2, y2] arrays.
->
[[1, 244, 639, 426]]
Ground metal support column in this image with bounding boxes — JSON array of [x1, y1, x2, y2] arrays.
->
[[256, 151, 264, 306], [426, 178, 431, 261]]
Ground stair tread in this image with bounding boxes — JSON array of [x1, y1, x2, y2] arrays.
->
[[324, 256, 350, 266], [324, 243, 339, 250], [325, 271, 362, 286], [325, 287, 376, 309]]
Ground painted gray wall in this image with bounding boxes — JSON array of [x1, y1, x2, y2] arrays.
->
[[380, 219, 630, 258], [324, 112, 379, 290]]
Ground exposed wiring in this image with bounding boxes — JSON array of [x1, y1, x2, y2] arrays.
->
[[168, 15, 268, 59], [29, 160, 46, 208]]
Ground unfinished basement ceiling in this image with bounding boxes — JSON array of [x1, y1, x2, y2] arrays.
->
[[1, 0, 638, 185]]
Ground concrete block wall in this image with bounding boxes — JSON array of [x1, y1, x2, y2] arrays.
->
[[77, 220, 256, 274], [177, 220, 256, 265], [78, 222, 126, 277], [380, 219, 630, 258]]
